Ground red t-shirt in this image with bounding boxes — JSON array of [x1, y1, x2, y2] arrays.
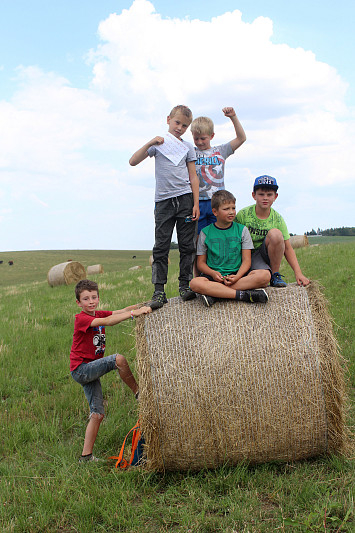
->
[[70, 310, 112, 371]]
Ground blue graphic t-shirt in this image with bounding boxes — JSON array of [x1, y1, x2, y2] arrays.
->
[[195, 143, 233, 200]]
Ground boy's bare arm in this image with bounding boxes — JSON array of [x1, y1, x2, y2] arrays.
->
[[197, 254, 224, 282], [112, 304, 138, 314], [187, 161, 200, 220], [284, 240, 310, 286], [223, 249, 251, 285], [90, 306, 152, 327], [129, 137, 164, 166], [222, 107, 246, 152]]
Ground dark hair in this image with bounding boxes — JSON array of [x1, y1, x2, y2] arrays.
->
[[254, 186, 278, 194], [75, 279, 99, 301], [211, 190, 236, 210], [169, 105, 193, 120]]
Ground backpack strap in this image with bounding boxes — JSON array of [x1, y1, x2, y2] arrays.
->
[[109, 421, 141, 469]]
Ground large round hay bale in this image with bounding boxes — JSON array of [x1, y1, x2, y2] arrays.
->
[[289, 235, 309, 249], [47, 261, 86, 287], [87, 264, 104, 275], [136, 282, 347, 471]]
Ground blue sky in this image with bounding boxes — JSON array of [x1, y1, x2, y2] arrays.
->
[[0, 0, 354, 251]]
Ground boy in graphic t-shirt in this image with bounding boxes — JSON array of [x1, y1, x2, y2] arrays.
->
[[70, 279, 151, 462], [236, 175, 310, 287], [191, 107, 246, 235]]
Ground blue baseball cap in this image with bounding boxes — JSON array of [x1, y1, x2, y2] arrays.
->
[[253, 175, 278, 192]]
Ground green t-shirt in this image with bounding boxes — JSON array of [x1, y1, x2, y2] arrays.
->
[[197, 222, 253, 276], [236, 205, 290, 249]]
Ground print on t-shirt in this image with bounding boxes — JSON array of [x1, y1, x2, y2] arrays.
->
[[92, 326, 106, 356], [194, 144, 233, 200]]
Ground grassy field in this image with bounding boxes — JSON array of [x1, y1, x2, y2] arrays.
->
[[0, 244, 354, 532], [306, 236, 355, 245]]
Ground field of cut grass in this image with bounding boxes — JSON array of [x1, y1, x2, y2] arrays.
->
[[0, 243, 354, 532]]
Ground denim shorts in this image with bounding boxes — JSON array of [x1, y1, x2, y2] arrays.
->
[[71, 354, 117, 415]]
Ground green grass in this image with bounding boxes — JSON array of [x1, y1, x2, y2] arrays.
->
[[0, 245, 354, 532], [0, 249, 160, 287], [307, 236, 355, 245]]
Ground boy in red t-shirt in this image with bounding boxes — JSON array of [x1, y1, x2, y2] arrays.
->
[[70, 279, 152, 462]]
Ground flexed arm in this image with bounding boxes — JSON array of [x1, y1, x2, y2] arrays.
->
[[129, 136, 164, 166], [222, 107, 246, 152]]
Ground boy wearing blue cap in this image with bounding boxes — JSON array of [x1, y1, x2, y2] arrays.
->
[[236, 176, 310, 287]]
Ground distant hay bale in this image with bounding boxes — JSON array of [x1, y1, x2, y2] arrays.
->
[[129, 265, 142, 271], [47, 261, 86, 287], [149, 255, 171, 266], [290, 235, 309, 249], [136, 282, 348, 471], [87, 264, 104, 275]]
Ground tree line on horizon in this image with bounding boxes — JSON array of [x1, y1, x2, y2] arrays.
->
[[305, 227, 354, 237]]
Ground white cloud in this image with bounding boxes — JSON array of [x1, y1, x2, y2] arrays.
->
[[0, 0, 354, 251], [87, 0, 354, 186]]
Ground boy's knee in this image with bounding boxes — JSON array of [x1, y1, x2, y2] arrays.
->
[[115, 354, 127, 370], [178, 239, 196, 255], [190, 277, 204, 292], [190, 278, 198, 291], [260, 270, 272, 286], [266, 228, 283, 243], [90, 412, 104, 422], [249, 269, 270, 287]]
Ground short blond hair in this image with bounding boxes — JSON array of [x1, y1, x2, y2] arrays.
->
[[169, 105, 193, 121], [191, 116, 214, 136]]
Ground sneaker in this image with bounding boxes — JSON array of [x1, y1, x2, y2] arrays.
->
[[79, 454, 101, 463], [245, 289, 268, 303], [179, 287, 197, 301], [201, 294, 216, 307], [149, 291, 168, 310], [270, 272, 287, 287]]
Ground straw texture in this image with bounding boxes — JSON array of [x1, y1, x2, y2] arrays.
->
[[47, 261, 86, 287], [136, 282, 348, 471], [87, 264, 104, 275], [289, 235, 309, 249]]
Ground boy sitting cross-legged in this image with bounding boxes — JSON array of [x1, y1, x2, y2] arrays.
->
[[70, 279, 152, 463], [235, 175, 310, 288], [190, 190, 270, 307]]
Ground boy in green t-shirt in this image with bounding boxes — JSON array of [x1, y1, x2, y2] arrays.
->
[[235, 175, 310, 287], [190, 190, 270, 307]]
